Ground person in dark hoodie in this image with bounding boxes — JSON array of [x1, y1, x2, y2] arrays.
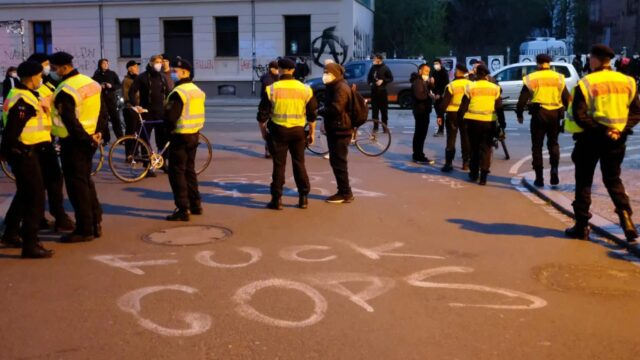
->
[[367, 53, 393, 131], [129, 54, 173, 176], [319, 62, 354, 204], [92, 58, 123, 144], [411, 63, 435, 164], [431, 58, 450, 137], [122, 60, 140, 157]]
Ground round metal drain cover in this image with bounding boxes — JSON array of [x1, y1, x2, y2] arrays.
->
[[144, 225, 232, 246], [533, 263, 640, 297]]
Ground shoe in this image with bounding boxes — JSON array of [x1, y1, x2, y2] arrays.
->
[[190, 206, 203, 215], [60, 233, 95, 243], [1, 234, 22, 248], [326, 193, 354, 204], [441, 163, 453, 173], [93, 223, 102, 238], [40, 218, 51, 230], [616, 209, 638, 242], [479, 171, 489, 186], [534, 168, 544, 187], [145, 171, 157, 178], [468, 171, 479, 182], [298, 195, 308, 209], [413, 157, 435, 165], [21, 243, 54, 259], [323, 154, 330, 160], [266, 198, 283, 210], [550, 167, 559, 186], [461, 162, 470, 171], [54, 216, 75, 232], [565, 223, 590, 240], [166, 208, 190, 221]]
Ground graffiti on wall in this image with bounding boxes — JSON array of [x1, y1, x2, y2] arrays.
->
[[53, 46, 99, 73], [311, 26, 349, 67], [353, 25, 372, 60]]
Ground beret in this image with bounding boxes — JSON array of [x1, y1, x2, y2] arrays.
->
[[590, 44, 615, 59], [536, 54, 553, 64], [475, 64, 490, 77], [26, 53, 49, 64], [171, 58, 192, 72], [49, 52, 74, 66], [277, 57, 296, 70], [17, 61, 43, 78], [456, 63, 468, 73]]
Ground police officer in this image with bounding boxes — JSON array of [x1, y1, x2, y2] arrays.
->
[[516, 54, 571, 187], [457, 64, 506, 185], [164, 59, 205, 221], [0, 61, 54, 258], [257, 57, 317, 210], [439, 63, 472, 172], [50, 52, 104, 243], [564, 44, 640, 242]]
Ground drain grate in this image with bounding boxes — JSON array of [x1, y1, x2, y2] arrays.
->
[[143, 225, 232, 246]]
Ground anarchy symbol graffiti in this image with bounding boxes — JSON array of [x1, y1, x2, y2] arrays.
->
[[312, 26, 349, 67]]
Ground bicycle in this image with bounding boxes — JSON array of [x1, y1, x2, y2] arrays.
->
[[306, 116, 392, 157], [108, 111, 213, 183], [1, 141, 104, 181]]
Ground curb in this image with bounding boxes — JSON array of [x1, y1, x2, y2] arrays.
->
[[521, 172, 640, 256]]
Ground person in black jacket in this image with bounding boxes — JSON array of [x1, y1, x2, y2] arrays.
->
[[2, 66, 18, 101], [367, 54, 393, 131], [411, 64, 435, 164], [319, 62, 354, 204], [129, 55, 173, 176], [431, 59, 450, 137], [92, 59, 123, 144], [259, 60, 280, 158]]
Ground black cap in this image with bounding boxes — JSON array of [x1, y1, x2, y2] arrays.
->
[[590, 44, 615, 59], [126, 60, 141, 69], [455, 63, 468, 73], [277, 57, 296, 70], [536, 54, 553, 64], [49, 52, 74, 66], [171, 58, 193, 72], [268, 60, 279, 69], [475, 64, 490, 77], [27, 53, 49, 64], [17, 61, 43, 78], [469, 58, 481, 65]]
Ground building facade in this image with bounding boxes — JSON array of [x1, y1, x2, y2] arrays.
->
[[589, 0, 639, 53], [0, 0, 374, 96]]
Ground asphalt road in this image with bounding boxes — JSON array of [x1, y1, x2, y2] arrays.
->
[[1, 107, 639, 360]]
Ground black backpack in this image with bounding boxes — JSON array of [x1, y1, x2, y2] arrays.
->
[[349, 85, 368, 128]]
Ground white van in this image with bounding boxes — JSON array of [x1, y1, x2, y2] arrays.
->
[[491, 62, 580, 108]]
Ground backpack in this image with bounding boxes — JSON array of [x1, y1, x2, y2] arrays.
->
[[349, 86, 368, 128]]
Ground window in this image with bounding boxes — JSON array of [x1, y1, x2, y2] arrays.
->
[[552, 65, 571, 78], [164, 20, 193, 63], [345, 63, 365, 79], [33, 21, 52, 54], [494, 67, 524, 82], [284, 16, 310, 56], [216, 17, 239, 57], [119, 19, 141, 58]]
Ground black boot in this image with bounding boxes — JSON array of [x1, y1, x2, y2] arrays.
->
[[550, 166, 559, 186], [534, 168, 544, 187], [461, 161, 469, 171], [93, 223, 102, 238], [565, 220, 590, 240], [267, 197, 283, 210], [21, 241, 54, 259], [479, 170, 489, 186], [441, 150, 454, 173], [298, 195, 308, 209], [1, 233, 23, 248], [54, 215, 75, 232], [166, 208, 190, 221], [616, 209, 638, 242], [468, 170, 479, 182], [60, 232, 95, 243]]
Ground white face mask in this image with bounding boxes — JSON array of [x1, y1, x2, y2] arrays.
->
[[42, 65, 51, 76], [50, 72, 61, 82], [322, 73, 336, 84], [153, 63, 162, 72], [421, 74, 429, 81], [434, 64, 442, 71]]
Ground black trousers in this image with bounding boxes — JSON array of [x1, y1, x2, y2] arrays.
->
[[59, 139, 102, 236], [168, 133, 201, 210], [371, 89, 389, 126], [435, 98, 445, 133], [412, 109, 431, 159], [6, 148, 45, 248], [572, 131, 631, 221], [102, 95, 124, 143], [141, 112, 168, 156], [530, 108, 561, 170], [467, 120, 495, 173], [327, 133, 352, 195], [445, 111, 470, 163], [123, 107, 141, 156], [267, 123, 310, 198]]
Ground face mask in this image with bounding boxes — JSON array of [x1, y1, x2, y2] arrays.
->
[[421, 74, 429, 81], [171, 73, 180, 82], [43, 65, 51, 76], [153, 63, 162, 72], [322, 73, 336, 84], [434, 64, 442, 71], [50, 72, 62, 82]]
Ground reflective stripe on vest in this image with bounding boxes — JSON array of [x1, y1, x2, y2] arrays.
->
[[464, 80, 500, 122], [168, 82, 206, 134], [446, 78, 471, 112], [2, 88, 52, 145], [577, 70, 636, 131], [267, 79, 313, 128], [523, 69, 565, 110], [37, 83, 54, 118], [52, 73, 102, 138]]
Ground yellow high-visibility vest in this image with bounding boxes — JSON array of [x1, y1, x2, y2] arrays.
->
[[577, 69, 637, 131], [267, 79, 313, 128], [2, 88, 52, 145], [464, 80, 501, 122], [564, 87, 583, 134], [168, 82, 206, 134], [52, 73, 102, 138], [37, 83, 54, 119], [446, 78, 472, 112], [523, 69, 565, 110]]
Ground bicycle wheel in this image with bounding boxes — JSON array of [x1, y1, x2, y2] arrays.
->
[[354, 120, 392, 157], [91, 144, 105, 176], [195, 133, 213, 175], [1, 160, 15, 181], [108, 135, 152, 183], [306, 117, 329, 156]]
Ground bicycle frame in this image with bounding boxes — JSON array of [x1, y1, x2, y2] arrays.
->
[[134, 113, 172, 161]]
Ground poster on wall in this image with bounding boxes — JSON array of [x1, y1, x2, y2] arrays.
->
[[519, 55, 534, 63], [439, 56, 457, 80], [487, 55, 504, 73], [466, 56, 482, 70]]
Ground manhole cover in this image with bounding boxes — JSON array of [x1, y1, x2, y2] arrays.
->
[[144, 225, 232, 246], [533, 263, 640, 297]]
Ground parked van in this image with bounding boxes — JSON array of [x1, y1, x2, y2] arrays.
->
[[305, 59, 425, 108]]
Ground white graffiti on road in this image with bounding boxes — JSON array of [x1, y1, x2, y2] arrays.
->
[[195, 247, 263, 269]]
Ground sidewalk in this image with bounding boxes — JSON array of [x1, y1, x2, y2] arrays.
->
[[521, 160, 640, 255]]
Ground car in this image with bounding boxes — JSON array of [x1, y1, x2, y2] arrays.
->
[[491, 62, 580, 108], [305, 59, 425, 108]]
